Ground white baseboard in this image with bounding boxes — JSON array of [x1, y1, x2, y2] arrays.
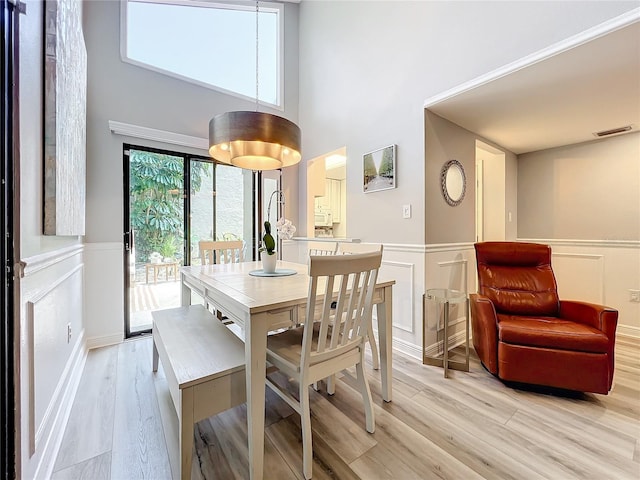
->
[[423, 330, 468, 358], [86, 332, 123, 350], [391, 336, 423, 360], [33, 331, 87, 480], [617, 325, 640, 340]]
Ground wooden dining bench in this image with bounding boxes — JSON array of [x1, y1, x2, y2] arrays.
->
[[152, 305, 246, 480]]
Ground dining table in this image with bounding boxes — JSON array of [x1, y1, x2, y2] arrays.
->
[[180, 260, 395, 480]]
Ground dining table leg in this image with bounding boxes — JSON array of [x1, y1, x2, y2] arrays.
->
[[377, 285, 393, 402], [180, 272, 191, 306], [245, 313, 269, 480]]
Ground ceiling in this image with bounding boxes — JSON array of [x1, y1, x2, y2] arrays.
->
[[425, 19, 640, 155]]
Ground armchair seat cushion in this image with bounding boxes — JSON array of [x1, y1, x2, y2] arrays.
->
[[498, 315, 609, 353]]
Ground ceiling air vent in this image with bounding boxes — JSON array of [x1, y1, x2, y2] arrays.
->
[[593, 125, 633, 137]]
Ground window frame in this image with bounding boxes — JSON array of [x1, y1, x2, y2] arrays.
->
[[119, 0, 284, 109]]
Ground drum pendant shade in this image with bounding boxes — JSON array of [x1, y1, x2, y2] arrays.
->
[[208, 111, 302, 171]]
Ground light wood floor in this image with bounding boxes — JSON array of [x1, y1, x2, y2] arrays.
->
[[52, 336, 640, 479]]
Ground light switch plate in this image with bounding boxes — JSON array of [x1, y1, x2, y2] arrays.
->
[[402, 204, 411, 219]]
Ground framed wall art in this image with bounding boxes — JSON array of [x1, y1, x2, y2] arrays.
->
[[363, 144, 396, 193]]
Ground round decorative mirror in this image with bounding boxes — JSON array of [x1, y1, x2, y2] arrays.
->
[[440, 159, 466, 206]]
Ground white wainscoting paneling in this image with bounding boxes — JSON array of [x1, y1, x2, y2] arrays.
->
[[22, 244, 83, 277], [375, 245, 426, 359], [423, 329, 467, 359], [20, 246, 87, 479], [379, 260, 415, 333], [522, 239, 640, 340], [424, 244, 475, 354], [552, 252, 604, 304], [28, 265, 83, 455], [435, 258, 468, 330]]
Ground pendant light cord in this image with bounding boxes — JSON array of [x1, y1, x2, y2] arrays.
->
[[255, 0, 259, 112]]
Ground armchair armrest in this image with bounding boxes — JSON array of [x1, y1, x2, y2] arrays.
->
[[560, 300, 618, 390], [470, 293, 499, 374], [559, 300, 618, 337]]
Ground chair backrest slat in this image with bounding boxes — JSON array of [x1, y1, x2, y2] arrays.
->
[[199, 240, 244, 265]]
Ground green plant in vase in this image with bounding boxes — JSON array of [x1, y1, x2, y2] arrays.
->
[[260, 221, 276, 256], [259, 221, 277, 273]]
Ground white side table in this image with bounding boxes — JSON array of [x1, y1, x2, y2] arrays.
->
[[423, 288, 469, 378]]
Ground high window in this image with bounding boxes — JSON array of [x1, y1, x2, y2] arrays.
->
[[121, 0, 282, 106]]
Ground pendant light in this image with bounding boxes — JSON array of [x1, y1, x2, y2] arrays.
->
[[208, 1, 301, 171]]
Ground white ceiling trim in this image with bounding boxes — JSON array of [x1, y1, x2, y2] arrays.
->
[[108, 120, 208, 151], [424, 7, 640, 108]]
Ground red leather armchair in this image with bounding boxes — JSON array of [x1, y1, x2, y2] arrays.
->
[[470, 242, 618, 394]]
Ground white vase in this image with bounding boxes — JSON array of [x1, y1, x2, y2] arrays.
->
[[261, 252, 277, 273]]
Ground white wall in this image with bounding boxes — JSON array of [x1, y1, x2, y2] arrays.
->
[[297, 0, 637, 244], [18, 2, 87, 476], [518, 132, 640, 241], [82, 1, 300, 344], [425, 111, 518, 245], [518, 132, 640, 337], [298, 1, 638, 354], [18, 249, 86, 480], [20, 0, 80, 258]]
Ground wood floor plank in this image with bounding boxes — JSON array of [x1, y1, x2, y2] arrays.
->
[[151, 361, 180, 480], [54, 346, 118, 471], [266, 414, 357, 480], [507, 409, 640, 479], [337, 372, 545, 480], [321, 371, 485, 479], [191, 418, 240, 480], [417, 360, 639, 462], [54, 337, 640, 480], [350, 405, 484, 480], [506, 385, 640, 442], [394, 358, 519, 425], [110, 339, 172, 479], [51, 452, 111, 480]]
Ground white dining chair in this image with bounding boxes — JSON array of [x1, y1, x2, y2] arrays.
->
[[335, 242, 383, 373], [198, 240, 245, 322], [307, 240, 338, 256], [265, 251, 381, 480], [337, 242, 382, 255], [199, 240, 244, 265]]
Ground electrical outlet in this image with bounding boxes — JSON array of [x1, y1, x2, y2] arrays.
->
[[67, 323, 72, 343], [402, 204, 411, 219], [630, 289, 640, 303]]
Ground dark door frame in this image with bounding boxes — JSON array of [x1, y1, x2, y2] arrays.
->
[[1, 1, 20, 478]]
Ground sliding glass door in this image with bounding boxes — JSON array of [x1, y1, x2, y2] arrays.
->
[[125, 148, 186, 336], [189, 161, 253, 265], [124, 145, 256, 338]]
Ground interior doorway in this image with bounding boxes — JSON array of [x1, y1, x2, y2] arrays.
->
[[306, 147, 347, 239], [475, 141, 506, 242]]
